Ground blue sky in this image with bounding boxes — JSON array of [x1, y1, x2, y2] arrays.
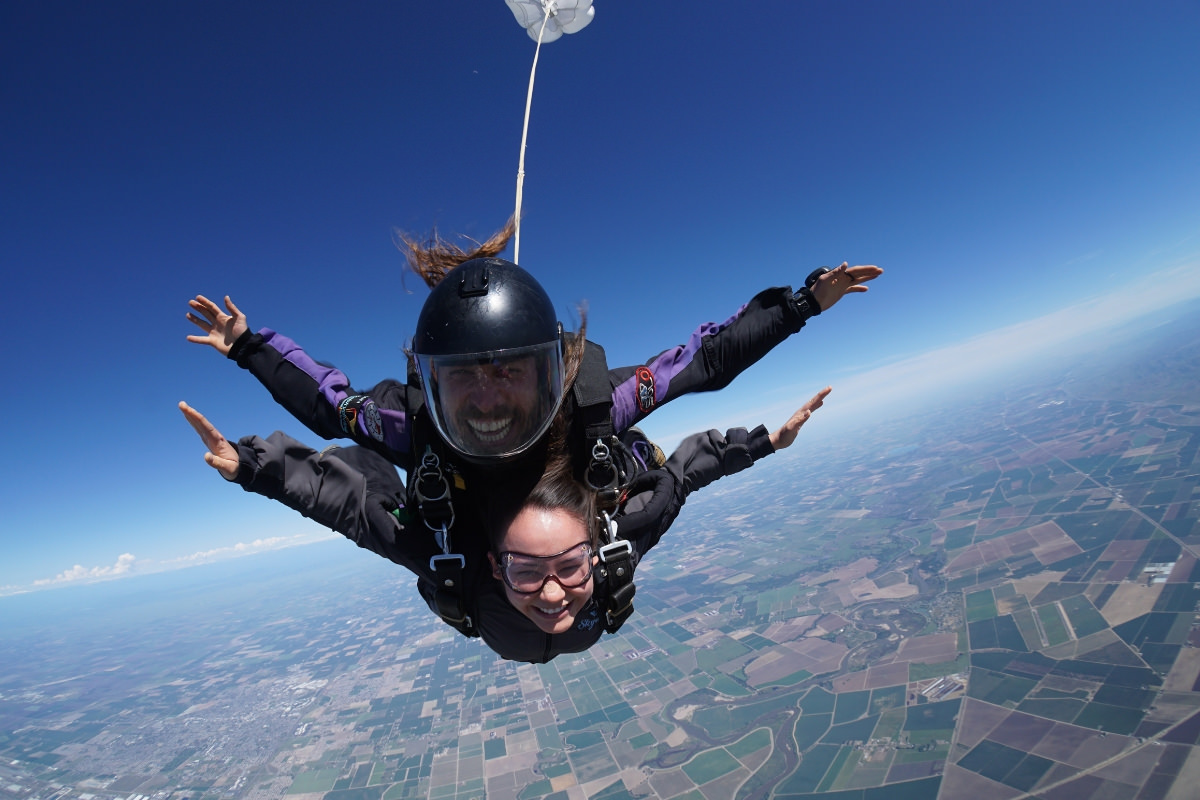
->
[[2, 0, 1198, 594]]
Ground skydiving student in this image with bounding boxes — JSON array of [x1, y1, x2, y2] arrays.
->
[[186, 222, 880, 634], [180, 388, 830, 663]]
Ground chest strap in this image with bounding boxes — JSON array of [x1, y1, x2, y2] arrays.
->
[[595, 511, 637, 633], [413, 446, 475, 636]]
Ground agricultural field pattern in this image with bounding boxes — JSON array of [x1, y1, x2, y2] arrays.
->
[[2, 305, 1199, 799]]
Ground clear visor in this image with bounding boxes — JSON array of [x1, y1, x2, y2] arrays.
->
[[498, 543, 594, 594], [417, 340, 564, 461]]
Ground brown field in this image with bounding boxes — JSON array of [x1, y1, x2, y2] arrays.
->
[[945, 521, 1080, 575], [762, 615, 822, 643], [745, 637, 848, 687], [833, 672, 868, 693], [1064, 728, 1136, 770], [1099, 582, 1165, 627], [862, 660, 910, 690], [1163, 647, 1200, 693], [1100, 540, 1148, 561], [939, 764, 1023, 799], [955, 698, 1011, 752], [897, 633, 960, 664], [810, 557, 877, 587], [989, 709, 1056, 751], [846, 577, 918, 602], [1169, 748, 1200, 800], [1168, 553, 1197, 582]]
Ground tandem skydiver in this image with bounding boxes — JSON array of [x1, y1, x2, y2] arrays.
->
[[185, 222, 880, 633], [180, 388, 830, 663]]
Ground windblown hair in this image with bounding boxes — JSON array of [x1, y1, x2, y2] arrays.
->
[[396, 215, 588, 393], [394, 217, 517, 289]]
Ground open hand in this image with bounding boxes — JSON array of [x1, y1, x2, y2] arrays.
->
[[770, 386, 831, 451], [179, 401, 240, 479], [810, 263, 882, 313], [186, 295, 248, 356]]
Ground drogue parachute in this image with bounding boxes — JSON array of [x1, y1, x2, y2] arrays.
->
[[506, 0, 597, 264], [505, 0, 595, 44]]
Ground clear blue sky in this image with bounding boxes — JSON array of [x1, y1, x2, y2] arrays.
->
[[3, 1, 1198, 593]]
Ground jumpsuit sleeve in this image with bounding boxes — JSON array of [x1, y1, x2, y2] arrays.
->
[[227, 328, 414, 470], [609, 287, 810, 432], [232, 432, 430, 574], [614, 424, 775, 561], [665, 424, 776, 496]]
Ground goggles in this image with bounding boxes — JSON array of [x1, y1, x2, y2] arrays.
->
[[497, 542, 594, 594]]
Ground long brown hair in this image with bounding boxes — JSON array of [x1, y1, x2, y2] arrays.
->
[[394, 217, 517, 289], [397, 216, 589, 416]]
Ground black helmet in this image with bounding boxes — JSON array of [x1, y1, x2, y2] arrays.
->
[[413, 258, 564, 462]]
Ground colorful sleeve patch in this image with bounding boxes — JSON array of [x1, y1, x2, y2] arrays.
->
[[635, 366, 656, 413], [338, 395, 385, 441]]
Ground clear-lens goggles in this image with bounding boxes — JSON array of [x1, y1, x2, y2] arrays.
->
[[498, 543, 594, 594]]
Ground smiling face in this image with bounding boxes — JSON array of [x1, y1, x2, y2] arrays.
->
[[439, 355, 541, 453], [490, 505, 598, 635]]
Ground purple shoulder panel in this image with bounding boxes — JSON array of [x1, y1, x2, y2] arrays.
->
[[260, 329, 354, 405], [259, 329, 410, 453], [609, 302, 749, 431]]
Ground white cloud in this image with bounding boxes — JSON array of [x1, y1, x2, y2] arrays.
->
[[159, 533, 329, 567], [19, 532, 334, 595], [33, 553, 138, 587]]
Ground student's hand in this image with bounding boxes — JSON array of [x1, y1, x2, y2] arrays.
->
[[810, 263, 882, 313], [770, 386, 831, 451], [186, 295, 248, 356], [179, 401, 240, 479]]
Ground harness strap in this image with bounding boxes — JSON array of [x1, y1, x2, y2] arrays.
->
[[572, 339, 629, 513], [572, 339, 615, 442], [430, 551, 474, 635], [412, 445, 476, 636], [596, 512, 637, 633]]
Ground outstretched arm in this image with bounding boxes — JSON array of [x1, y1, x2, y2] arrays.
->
[[178, 402, 428, 572], [614, 388, 831, 561], [666, 386, 831, 495], [184, 294, 415, 468], [609, 263, 878, 432]]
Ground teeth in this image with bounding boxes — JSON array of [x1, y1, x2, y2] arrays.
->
[[468, 417, 512, 442], [535, 603, 568, 615]]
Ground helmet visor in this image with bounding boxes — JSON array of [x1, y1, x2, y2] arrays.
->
[[417, 340, 564, 461]]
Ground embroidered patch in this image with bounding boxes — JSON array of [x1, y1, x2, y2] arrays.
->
[[362, 399, 384, 441], [338, 395, 385, 441], [575, 602, 599, 631], [635, 366, 656, 413], [337, 396, 360, 435]]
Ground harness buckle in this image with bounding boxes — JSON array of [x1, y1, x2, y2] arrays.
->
[[598, 539, 632, 564], [429, 552, 466, 576]]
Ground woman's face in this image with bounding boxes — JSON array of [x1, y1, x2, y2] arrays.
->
[[490, 506, 597, 635]]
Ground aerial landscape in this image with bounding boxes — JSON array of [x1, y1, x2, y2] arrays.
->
[[2, 302, 1197, 799], [3, 3, 1199, 799]]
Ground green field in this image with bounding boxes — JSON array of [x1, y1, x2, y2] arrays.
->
[[965, 589, 998, 622], [1036, 603, 1070, 646], [681, 748, 741, 785]]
